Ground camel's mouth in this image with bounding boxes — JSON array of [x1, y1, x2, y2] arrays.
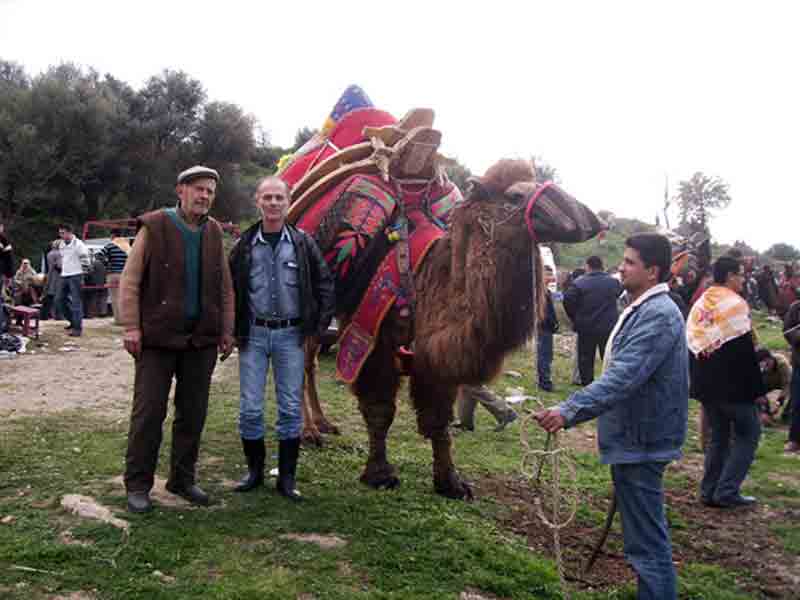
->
[[523, 182, 606, 244]]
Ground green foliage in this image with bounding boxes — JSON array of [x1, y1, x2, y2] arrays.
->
[[532, 156, 559, 183], [443, 157, 472, 194], [556, 217, 656, 271], [0, 60, 284, 260], [765, 242, 800, 262], [292, 127, 318, 152], [676, 172, 731, 233]]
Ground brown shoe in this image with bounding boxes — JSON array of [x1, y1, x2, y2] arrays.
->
[[784, 441, 800, 454]]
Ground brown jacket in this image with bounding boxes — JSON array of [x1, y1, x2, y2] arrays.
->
[[119, 210, 234, 350]]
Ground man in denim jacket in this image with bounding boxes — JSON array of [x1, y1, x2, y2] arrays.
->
[[536, 233, 688, 600]]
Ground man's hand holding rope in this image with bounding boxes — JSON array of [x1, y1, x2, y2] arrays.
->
[[534, 408, 566, 433]]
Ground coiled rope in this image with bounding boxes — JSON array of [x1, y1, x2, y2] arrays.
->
[[520, 400, 579, 597]]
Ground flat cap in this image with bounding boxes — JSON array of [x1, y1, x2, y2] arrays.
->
[[177, 165, 220, 185]]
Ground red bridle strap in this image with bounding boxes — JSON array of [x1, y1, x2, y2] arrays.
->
[[524, 181, 555, 242]]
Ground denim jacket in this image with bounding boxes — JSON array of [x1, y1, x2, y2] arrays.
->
[[558, 290, 689, 464]]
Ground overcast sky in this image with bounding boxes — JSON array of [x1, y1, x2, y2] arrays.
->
[[1, 0, 797, 250]]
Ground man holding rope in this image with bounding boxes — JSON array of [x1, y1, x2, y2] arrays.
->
[[535, 233, 688, 600]]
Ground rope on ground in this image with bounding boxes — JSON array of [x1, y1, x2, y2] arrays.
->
[[520, 403, 579, 599]]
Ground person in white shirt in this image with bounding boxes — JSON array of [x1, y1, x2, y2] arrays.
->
[[58, 224, 89, 337]]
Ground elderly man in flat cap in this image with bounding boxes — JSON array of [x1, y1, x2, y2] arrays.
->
[[119, 165, 235, 513]]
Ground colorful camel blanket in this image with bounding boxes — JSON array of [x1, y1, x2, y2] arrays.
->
[[336, 200, 446, 383], [687, 285, 751, 357]]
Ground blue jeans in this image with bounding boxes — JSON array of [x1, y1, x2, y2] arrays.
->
[[701, 401, 761, 502], [60, 274, 83, 332], [789, 365, 800, 444], [238, 324, 304, 441], [611, 462, 676, 600], [537, 330, 554, 387]]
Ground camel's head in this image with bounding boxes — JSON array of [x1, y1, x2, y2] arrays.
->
[[465, 159, 606, 244]]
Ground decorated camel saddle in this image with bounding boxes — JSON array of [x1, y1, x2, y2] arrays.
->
[[278, 86, 463, 383]]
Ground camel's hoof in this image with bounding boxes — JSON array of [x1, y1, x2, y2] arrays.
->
[[315, 421, 341, 435], [434, 476, 474, 501], [301, 428, 323, 448], [360, 465, 400, 490]]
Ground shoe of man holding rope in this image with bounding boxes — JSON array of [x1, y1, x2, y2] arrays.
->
[[535, 233, 688, 600]]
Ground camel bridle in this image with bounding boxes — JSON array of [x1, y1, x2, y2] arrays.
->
[[474, 181, 553, 243]]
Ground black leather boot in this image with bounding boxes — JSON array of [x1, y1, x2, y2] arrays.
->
[[276, 437, 302, 502], [235, 437, 265, 492]]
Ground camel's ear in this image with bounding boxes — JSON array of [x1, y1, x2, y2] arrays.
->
[[504, 181, 530, 201]]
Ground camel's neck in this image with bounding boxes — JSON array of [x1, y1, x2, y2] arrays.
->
[[448, 216, 537, 355]]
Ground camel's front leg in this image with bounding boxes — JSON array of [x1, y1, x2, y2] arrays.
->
[[410, 377, 473, 500], [353, 344, 401, 489]]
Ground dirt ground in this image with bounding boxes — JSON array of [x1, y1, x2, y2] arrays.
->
[[479, 454, 800, 598], [0, 319, 134, 421], [0, 318, 235, 421]]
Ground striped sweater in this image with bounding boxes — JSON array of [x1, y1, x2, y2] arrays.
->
[[100, 241, 129, 274]]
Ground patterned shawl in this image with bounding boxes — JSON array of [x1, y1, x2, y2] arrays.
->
[[687, 285, 751, 357]]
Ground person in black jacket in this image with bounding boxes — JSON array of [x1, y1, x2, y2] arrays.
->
[[537, 288, 559, 391], [563, 256, 622, 385], [783, 299, 800, 453], [228, 176, 335, 501], [689, 256, 766, 508]]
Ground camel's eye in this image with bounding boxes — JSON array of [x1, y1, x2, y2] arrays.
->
[[506, 191, 526, 204]]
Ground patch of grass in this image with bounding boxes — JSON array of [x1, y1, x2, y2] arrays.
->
[[771, 522, 800, 555], [677, 564, 753, 600], [752, 310, 789, 353], [1, 333, 796, 599]]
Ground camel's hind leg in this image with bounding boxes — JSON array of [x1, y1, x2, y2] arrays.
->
[[410, 375, 473, 500], [353, 338, 401, 490], [301, 337, 340, 448]]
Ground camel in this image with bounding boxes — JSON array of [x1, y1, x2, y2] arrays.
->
[[299, 159, 604, 499]]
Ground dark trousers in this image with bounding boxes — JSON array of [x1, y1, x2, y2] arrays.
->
[[577, 330, 610, 385], [701, 401, 761, 502], [40, 293, 61, 320], [789, 366, 800, 444], [124, 345, 218, 493], [60, 274, 83, 332]]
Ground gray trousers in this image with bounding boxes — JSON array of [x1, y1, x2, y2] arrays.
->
[[457, 385, 516, 429]]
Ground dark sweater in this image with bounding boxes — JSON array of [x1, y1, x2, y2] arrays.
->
[[690, 332, 766, 405]]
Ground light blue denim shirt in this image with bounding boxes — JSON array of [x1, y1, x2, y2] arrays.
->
[[248, 226, 301, 320], [557, 289, 689, 465]]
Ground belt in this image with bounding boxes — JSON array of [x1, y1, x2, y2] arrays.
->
[[253, 317, 302, 329]]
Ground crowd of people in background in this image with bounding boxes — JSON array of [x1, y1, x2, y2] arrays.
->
[[0, 221, 131, 336]]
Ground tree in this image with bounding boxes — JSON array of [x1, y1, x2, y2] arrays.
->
[[0, 59, 283, 258], [676, 172, 731, 233], [292, 127, 318, 152], [443, 157, 472, 194], [766, 242, 800, 262], [531, 156, 559, 184]]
